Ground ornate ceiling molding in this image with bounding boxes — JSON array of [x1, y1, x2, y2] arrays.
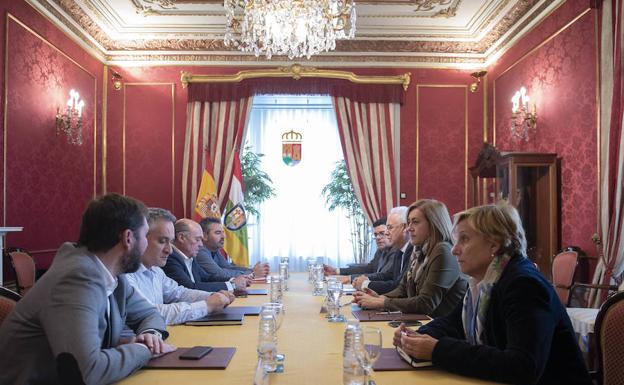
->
[[27, 0, 564, 67]]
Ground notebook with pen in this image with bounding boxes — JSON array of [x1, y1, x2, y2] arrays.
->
[[185, 313, 245, 326], [373, 348, 433, 370], [351, 309, 430, 322]]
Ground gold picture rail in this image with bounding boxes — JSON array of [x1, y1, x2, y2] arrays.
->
[[180, 64, 411, 91]]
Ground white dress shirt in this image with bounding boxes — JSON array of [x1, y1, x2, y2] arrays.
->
[[125, 264, 213, 325]]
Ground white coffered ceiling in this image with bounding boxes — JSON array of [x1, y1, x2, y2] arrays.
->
[[27, 0, 564, 67]]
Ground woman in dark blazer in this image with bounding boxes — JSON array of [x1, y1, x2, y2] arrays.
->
[[354, 199, 467, 317], [393, 202, 591, 385]]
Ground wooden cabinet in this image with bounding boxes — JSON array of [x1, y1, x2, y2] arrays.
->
[[470, 144, 559, 279]]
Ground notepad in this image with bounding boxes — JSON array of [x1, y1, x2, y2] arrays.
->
[[220, 306, 262, 316], [185, 313, 245, 326], [372, 348, 433, 370], [145, 347, 236, 369], [351, 309, 430, 322]]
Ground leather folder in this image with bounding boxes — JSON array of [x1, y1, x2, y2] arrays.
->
[[351, 309, 430, 322], [373, 348, 432, 371], [145, 347, 236, 369]]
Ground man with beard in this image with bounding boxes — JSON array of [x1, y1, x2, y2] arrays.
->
[[0, 193, 174, 385]]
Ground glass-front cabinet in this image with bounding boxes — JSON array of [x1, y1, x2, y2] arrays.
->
[[471, 144, 559, 279]]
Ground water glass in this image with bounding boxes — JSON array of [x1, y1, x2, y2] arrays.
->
[[356, 326, 383, 385], [269, 275, 283, 303], [307, 258, 316, 282], [327, 281, 345, 322], [279, 262, 289, 291], [262, 302, 285, 361], [312, 265, 325, 296]]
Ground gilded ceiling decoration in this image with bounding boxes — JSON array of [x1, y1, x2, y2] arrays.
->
[[27, 0, 564, 67]]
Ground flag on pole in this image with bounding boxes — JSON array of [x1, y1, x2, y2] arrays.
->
[[223, 152, 249, 266], [194, 151, 221, 221]]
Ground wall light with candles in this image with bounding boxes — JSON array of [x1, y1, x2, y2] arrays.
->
[[55, 89, 84, 145], [510, 86, 537, 141]]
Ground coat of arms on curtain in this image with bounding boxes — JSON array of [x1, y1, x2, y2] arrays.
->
[[281, 129, 302, 166]]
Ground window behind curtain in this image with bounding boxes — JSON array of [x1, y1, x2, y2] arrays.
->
[[245, 95, 355, 271]]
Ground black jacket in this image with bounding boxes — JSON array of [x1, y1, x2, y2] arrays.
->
[[162, 248, 228, 292], [419, 255, 591, 385], [367, 244, 412, 294]]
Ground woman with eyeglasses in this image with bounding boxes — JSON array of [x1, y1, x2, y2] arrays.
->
[[353, 199, 468, 317], [393, 202, 591, 385]]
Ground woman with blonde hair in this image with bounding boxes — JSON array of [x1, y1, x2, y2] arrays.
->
[[393, 202, 591, 385], [354, 199, 467, 317]]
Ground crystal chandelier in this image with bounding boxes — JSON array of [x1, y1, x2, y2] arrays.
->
[[223, 0, 356, 60]]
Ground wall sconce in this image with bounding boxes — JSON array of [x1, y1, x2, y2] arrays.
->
[[111, 71, 123, 91], [510, 86, 537, 141], [469, 70, 487, 93], [55, 89, 84, 145]]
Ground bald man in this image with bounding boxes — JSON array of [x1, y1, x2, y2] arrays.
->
[[162, 219, 248, 293]]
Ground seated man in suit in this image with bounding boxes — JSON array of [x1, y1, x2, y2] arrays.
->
[[126, 208, 235, 325], [0, 193, 174, 385], [196, 217, 269, 280], [352, 207, 412, 294], [163, 218, 248, 293], [323, 217, 392, 280]]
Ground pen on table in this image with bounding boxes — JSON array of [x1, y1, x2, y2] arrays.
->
[[375, 311, 402, 315]]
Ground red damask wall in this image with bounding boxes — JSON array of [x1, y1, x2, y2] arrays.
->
[[487, 0, 598, 254], [0, 1, 104, 275], [106, 66, 485, 220]]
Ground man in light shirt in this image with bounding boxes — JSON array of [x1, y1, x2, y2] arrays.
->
[[126, 208, 234, 325]]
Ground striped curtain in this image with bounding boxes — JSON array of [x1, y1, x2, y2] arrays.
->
[[332, 96, 400, 224], [592, 0, 624, 302], [182, 98, 253, 217]]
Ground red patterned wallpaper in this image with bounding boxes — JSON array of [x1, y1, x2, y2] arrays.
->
[[417, 86, 467, 216], [489, 2, 598, 254], [0, 1, 104, 273]]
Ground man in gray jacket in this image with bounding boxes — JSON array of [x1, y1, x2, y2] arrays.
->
[[0, 193, 174, 385]]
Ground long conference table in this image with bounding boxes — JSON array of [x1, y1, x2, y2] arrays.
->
[[119, 273, 500, 385]]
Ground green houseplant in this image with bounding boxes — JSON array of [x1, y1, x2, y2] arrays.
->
[[321, 160, 372, 264], [240, 146, 276, 217]]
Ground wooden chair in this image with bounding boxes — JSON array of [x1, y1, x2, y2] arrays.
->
[[594, 291, 624, 385], [6, 248, 36, 296], [552, 249, 579, 306], [0, 286, 20, 326]]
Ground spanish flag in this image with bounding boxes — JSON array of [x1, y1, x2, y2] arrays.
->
[[223, 152, 249, 266], [194, 152, 221, 221]]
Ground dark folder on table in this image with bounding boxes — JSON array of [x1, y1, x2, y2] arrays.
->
[[351, 309, 430, 322], [145, 347, 236, 369], [373, 348, 432, 371], [185, 312, 244, 326], [221, 306, 262, 316]]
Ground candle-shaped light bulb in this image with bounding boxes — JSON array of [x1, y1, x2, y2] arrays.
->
[[77, 100, 85, 116]]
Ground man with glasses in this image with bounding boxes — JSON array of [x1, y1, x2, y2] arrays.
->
[[352, 207, 412, 294], [323, 218, 392, 279]]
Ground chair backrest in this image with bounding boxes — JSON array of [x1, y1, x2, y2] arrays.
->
[[595, 291, 624, 385], [0, 287, 20, 326], [551, 250, 578, 306], [7, 250, 36, 296]]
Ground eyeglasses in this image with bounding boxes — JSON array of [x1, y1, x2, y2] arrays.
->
[[386, 224, 405, 232], [373, 232, 387, 238]]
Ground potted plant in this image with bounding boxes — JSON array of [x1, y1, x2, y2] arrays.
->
[[240, 146, 276, 217], [321, 160, 372, 264]]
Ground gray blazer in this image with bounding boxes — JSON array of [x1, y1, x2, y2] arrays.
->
[[0, 243, 167, 385], [383, 241, 467, 317], [195, 246, 248, 280]]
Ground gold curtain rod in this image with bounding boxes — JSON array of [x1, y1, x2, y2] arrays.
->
[[180, 64, 411, 91]]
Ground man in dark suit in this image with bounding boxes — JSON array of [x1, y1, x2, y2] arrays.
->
[[163, 218, 248, 293], [323, 218, 392, 279], [195, 217, 269, 280], [0, 193, 173, 385], [353, 207, 411, 294]]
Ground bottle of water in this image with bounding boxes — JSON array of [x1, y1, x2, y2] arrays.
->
[[343, 319, 366, 385], [257, 309, 278, 373]]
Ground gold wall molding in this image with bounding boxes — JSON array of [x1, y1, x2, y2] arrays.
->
[[122, 82, 176, 210], [416, 84, 469, 209], [181, 64, 412, 91], [3, 13, 98, 225]]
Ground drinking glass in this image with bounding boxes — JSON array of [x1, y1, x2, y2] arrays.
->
[[356, 326, 383, 385], [279, 262, 289, 291], [269, 275, 283, 303], [312, 265, 325, 296], [326, 280, 345, 322], [262, 302, 285, 361]]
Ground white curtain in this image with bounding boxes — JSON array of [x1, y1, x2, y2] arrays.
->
[[245, 95, 355, 271]]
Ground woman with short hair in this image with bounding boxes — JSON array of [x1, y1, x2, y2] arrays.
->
[[354, 199, 467, 317], [393, 202, 591, 385]]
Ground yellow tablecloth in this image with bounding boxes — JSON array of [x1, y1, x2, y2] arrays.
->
[[119, 273, 498, 385]]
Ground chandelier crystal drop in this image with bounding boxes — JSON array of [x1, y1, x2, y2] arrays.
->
[[224, 0, 356, 60]]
